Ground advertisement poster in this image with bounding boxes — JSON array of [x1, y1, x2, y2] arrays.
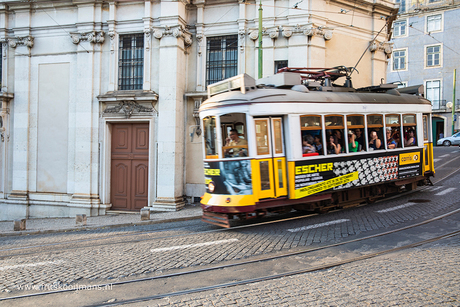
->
[[204, 160, 252, 195], [294, 149, 422, 199]]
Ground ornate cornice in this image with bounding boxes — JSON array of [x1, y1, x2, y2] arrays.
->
[[70, 31, 105, 45], [103, 101, 155, 119], [8, 36, 34, 48]]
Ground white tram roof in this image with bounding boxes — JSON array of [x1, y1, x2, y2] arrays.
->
[[200, 74, 431, 114]]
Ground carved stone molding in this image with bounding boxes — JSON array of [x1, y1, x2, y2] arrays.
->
[[108, 30, 116, 52], [0, 39, 7, 57], [103, 101, 155, 118], [70, 31, 105, 45], [249, 30, 259, 41], [144, 29, 151, 50], [8, 36, 34, 49], [151, 25, 193, 47], [238, 29, 246, 52], [370, 41, 393, 57], [301, 25, 333, 40], [268, 27, 279, 39], [196, 33, 203, 56], [281, 26, 293, 38], [248, 24, 333, 41]]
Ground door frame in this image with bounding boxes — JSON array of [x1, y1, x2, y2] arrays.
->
[[101, 118, 156, 209]]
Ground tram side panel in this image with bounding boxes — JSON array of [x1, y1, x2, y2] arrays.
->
[[288, 149, 424, 202]]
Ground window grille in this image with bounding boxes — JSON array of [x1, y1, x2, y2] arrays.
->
[[206, 35, 238, 87], [118, 34, 144, 90]]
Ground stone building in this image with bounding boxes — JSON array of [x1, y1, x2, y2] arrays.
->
[[0, 0, 396, 220], [387, 0, 460, 141]]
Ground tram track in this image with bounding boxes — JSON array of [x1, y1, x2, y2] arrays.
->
[[0, 212, 319, 259], [1, 204, 459, 305], [1, 161, 457, 260]]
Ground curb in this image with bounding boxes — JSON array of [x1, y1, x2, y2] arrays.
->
[[0, 215, 202, 237]]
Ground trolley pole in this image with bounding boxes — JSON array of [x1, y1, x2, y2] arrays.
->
[[258, 0, 263, 79], [453, 69, 456, 135]]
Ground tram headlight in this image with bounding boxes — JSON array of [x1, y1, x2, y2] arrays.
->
[[208, 181, 216, 193]]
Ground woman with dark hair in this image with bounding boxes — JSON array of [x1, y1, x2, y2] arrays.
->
[[369, 131, 382, 150], [327, 134, 341, 154], [405, 129, 416, 146], [386, 128, 397, 149]]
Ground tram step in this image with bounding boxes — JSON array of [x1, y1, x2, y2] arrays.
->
[[202, 211, 231, 228]]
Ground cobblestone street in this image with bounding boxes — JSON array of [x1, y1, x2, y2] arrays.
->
[[148, 235, 460, 306]]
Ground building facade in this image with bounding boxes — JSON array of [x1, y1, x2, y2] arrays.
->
[[387, 0, 460, 142], [0, 0, 396, 220]]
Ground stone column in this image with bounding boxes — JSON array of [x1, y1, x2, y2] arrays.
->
[[9, 35, 33, 204]]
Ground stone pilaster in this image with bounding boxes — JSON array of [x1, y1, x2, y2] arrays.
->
[[9, 36, 33, 202]]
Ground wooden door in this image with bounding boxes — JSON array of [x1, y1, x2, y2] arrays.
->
[[111, 123, 149, 211]]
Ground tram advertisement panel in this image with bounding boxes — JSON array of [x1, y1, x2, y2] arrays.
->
[[204, 160, 252, 195], [294, 149, 422, 199]]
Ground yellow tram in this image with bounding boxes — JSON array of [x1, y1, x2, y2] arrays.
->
[[199, 68, 435, 227]]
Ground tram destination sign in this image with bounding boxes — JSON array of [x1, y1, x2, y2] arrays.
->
[[293, 149, 422, 199]]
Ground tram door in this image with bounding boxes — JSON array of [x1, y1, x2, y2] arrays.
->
[[422, 114, 435, 175], [253, 117, 288, 199]]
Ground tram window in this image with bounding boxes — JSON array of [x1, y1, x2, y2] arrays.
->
[[325, 115, 345, 154], [367, 114, 384, 151], [347, 115, 365, 152], [203, 116, 218, 159], [222, 113, 248, 158], [403, 114, 417, 147], [255, 119, 270, 155], [273, 118, 284, 154], [385, 114, 402, 149], [300, 115, 323, 156]]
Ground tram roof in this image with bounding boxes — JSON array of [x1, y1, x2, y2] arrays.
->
[[199, 87, 431, 112]]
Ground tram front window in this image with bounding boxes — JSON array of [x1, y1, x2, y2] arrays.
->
[[221, 113, 248, 158]]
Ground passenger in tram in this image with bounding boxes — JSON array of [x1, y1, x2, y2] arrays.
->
[[333, 130, 344, 150], [393, 130, 401, 147], [225, 129, 248, 157], [354, 128, 364, 151], [327, 134, 341, 154], [313, 135, 323, 154], [386, 128, 397, 149], [225, 129, 247, 146], [369, 131, 382, 150], [348, 130, 358, 152], [302, 134, 316, 154], [404, 129, 416, 147]]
